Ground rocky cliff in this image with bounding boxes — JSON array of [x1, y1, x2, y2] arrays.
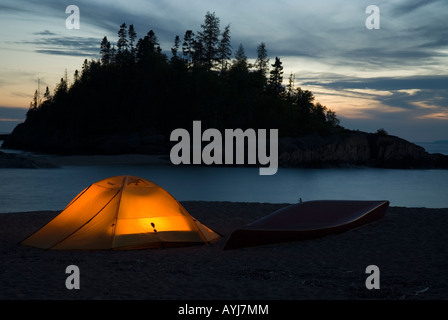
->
[[2, 125, 448, 169], [278, 130, 448, 169]]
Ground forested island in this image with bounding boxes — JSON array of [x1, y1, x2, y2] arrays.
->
[[3, 12, 448, 169]]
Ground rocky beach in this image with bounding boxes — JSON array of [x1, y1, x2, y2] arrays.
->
[[1, 202, 447, 300]]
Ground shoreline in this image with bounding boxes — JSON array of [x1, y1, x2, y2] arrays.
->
[[2, 202, 448, 215], [28, 153, 173, 167], [3, 131, 448, 169], [1, 201, 448, 300]]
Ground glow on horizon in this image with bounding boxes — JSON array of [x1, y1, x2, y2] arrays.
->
[[416, 112, 448, 121]]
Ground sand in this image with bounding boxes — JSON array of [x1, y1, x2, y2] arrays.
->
[[1, 201, 447, 300]]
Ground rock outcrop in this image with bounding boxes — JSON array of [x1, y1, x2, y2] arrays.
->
[[278, 131, 448, 169], [3, 124, 448, 169], [2, 124, 169, 155], [0, 150, 57, 168]]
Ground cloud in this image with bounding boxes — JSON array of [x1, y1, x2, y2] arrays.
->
[[299, 73, 448, 129], [34, 49, 97, 57], [19, 36, 101, 58], [417, 112, 448, 120], [302, 75, 448, 91], [5, 0, 448, 71], [33, 30, 57, 36], [391, 0, 443, 15]]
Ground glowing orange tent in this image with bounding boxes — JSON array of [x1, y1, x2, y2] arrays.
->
[[21, 175, 221, 250]]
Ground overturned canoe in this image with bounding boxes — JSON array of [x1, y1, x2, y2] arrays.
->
[[224, 200, 389, 250]]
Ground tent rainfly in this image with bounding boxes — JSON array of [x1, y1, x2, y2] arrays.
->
[[21, 175, 221, 250]]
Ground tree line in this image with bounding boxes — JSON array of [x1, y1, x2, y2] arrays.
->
[[26, 12, 340, 141]]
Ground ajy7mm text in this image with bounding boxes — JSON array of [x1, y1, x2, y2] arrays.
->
[[178, 304, 269, 317]]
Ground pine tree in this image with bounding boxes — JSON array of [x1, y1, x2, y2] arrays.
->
[[192, 39, 204, 69], [128, 25, 137, 50], [136, 30, 160, 63], [171, 35, 181, 59], [100, 36, 111, 65], [53, 77, 68, 101], [117, 23, 128, 54], [74, 70, 80, 83], [182, 30, 195, 67], [116, 23, 129, 65], [43, 86, 51, 101], [110, 45, 116, 64], [197, 11, 221, 70], [128, 24, 137, 61], [295, 87, 314, 108], [254, 42, 269, 77], [326, 109, 340, 127], [147, 30, 160, 53], [287, 73, 295, 100], [218, 24, 232, 71], [232, 44, 249, 71], [30, 89, 38, 109], [268, 57, 284, 95], [81, 59, 89, 75]]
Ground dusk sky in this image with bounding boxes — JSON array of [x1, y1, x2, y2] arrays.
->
[[1, 0, 447, 142]]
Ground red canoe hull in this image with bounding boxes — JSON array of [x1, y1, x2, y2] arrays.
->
[[224, 200, 389, 250]]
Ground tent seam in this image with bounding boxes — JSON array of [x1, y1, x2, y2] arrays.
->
[[48, 189, 121, 250], [178, 203, 209, 244], [62, 185, 92, 210], [19, 185, 93, 247], [109, 176, 127, 248]]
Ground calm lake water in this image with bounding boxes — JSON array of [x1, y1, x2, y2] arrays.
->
[[1, 141, 448, 213], [1, 164, 448, 213]]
